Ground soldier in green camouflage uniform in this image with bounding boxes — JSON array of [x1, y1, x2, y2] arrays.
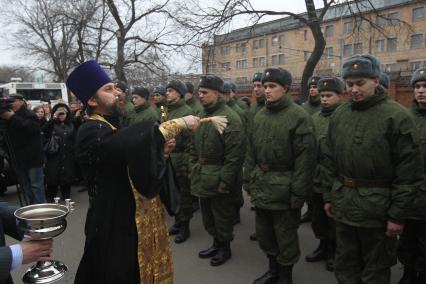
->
[[223, 81, 247, 224], [127, 86, 159, 125], [230, 81, 249, 111], [164, 80, 195, 244], [246, 68, 316, 284], [397, 68, 426, 284], [190, 75, 245, 267], [322, 54, 423, 284], [301, 76, 321, 223], [151, 85, 167, 117], [185, 81, 203, 115], [305, 77, 344, 272]]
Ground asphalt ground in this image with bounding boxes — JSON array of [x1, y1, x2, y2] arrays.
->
[[3, 186, 403, 284]]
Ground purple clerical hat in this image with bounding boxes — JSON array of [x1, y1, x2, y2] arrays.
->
[[66, 60, 112, 106]]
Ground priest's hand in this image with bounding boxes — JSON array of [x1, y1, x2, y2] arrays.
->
[[181, 115, 200, 131], [164, 138, 176, 155]]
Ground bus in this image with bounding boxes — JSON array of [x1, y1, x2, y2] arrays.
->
[[0, 81, 68, 107]]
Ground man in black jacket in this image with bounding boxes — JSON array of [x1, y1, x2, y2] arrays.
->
[[0, 94, 46, 204]]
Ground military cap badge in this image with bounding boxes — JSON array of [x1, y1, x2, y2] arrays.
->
[[353, 63, 359, 69], [266, 72, 270, 76], [324, 82, 328, 86], [421, 70, 425, 75]]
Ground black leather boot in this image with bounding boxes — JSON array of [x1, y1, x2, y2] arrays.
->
[[210, 242, 232, 266], [305, 240, 327, 262], [253, 255, 280, 284], [277, 265, 293, 284], [199, 239, 219, 258], [168, 222, 180, 236], [398, 266, 418, 284], [174, 221, 190, 244], [233, 208, 241, 225], [326, 240, 335, 272]]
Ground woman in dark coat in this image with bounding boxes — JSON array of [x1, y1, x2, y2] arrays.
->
[[42, 103, 76, 202]]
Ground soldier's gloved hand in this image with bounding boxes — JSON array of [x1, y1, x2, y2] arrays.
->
[[386, 221, 404, 238], [181, 115, 200, 131], [324, 202, 334, 218]]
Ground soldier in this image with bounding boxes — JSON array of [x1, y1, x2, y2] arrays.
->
[[152, 85, 167, 116], [322, 54, 423, 284], [127, 86, 159, 125], [185, 81, 203, 115], [305, 77, 344, 272], [301, 76, 321, 223], [380, 73, 390, 91], [190, 75, 245, 266], [246, 67, 316, 284], [397, 67, 426, 284], [165, 80, 195, 244], [230, 81, 249, 110], [223, 81, 247, 225]]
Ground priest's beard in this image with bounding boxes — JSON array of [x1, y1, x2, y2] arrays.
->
[[95, 97, 123, 117]]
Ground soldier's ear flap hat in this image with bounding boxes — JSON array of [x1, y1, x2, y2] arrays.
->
[[411, 67, 426, 87], [166, 80, 187, 97], [318, 77, 345, 94], [132, 86, 150, 99], [308, 76, 321, 88], [66, 60, 112, 106], [198, 75, 224, 93], [222, 81, 233, 93], [262, 67, 292, 92], [185, 82, 194, 94], [342, 54, 381, 79], [252, 72, 263, 83], [379, 73, 390, 89]]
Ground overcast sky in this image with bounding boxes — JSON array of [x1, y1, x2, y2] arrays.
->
[[0, 0, 324, 74]]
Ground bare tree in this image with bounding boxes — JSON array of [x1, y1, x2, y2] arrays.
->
[[0, 65, 35, 83], [176, 0, 412, 100]]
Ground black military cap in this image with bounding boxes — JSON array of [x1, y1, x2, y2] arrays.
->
[[318, 77, 345, 94], [230, 82, 237, 93], [132, 86, 150, 99], [252, 72, 263, 83], [198, 75, 224, 92], [185, 81, 194, 94], [222, 81, 232, 93], [342, 54, 381, 79], [115, 80, 128, 92], [411, 67, 426, 87], [153, 85, 166, 96], [262, 67, 292, 90], [166, 80, 187, 97], [308, 76, 321, 88], [9, 93, 24, 100], [380, 73, 390, 89]]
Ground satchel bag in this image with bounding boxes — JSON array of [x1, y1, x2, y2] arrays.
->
[[43, 135, 61, 155], [159, 157, 181, 216]]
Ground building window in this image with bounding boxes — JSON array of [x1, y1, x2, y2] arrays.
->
[[324, 47, 333, 59], [221, 62, 231, 71], [272, 54, 285, 65], [375, 39, 385, 52], [411, 61, 425, 71], [253, 57, 266, 67], [236, 42, 247, 53], [207, 64, 216, 73], [413, 7, 424, 22], [253, 39, 266, 49], [220, 45, 231, 56], [388, 12, 400, 25], [235, 77, 248, 84], [304, 51, 310, 62], [354, 43, 363, 55], [236, 59, 248, 69], [271, 35, 284, 47], [343, 44, 353, 57], [376, 15, 386, 28], [344, 21, 353, 34], [384, 63, 397, 72], [411, 34, 424, 49], [324, 25, 334, 37], [387, 38, 397, 52], [304, 30, 308, 41]]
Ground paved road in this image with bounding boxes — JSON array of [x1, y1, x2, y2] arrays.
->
[[3, 186, 403, 284]]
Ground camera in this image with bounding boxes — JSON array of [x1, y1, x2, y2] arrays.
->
[[0, 96, 15, 112]]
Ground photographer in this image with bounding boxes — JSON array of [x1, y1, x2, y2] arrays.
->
[[0, 94, 46, 204], [42, 103, 75, 202]]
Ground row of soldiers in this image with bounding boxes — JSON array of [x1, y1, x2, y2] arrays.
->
[[119, 53, 424, 284]]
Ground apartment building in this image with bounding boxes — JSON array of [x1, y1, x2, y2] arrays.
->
[[202, 0, 426, 90]]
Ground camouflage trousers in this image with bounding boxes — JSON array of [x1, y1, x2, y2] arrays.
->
[[398, 219, 426, 273], [255, 208, 301, 266], [311, 192, 335, 240], [335, 222, 397, 284], [200, 195, 235, 242], [175, 175, 193, 223]]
